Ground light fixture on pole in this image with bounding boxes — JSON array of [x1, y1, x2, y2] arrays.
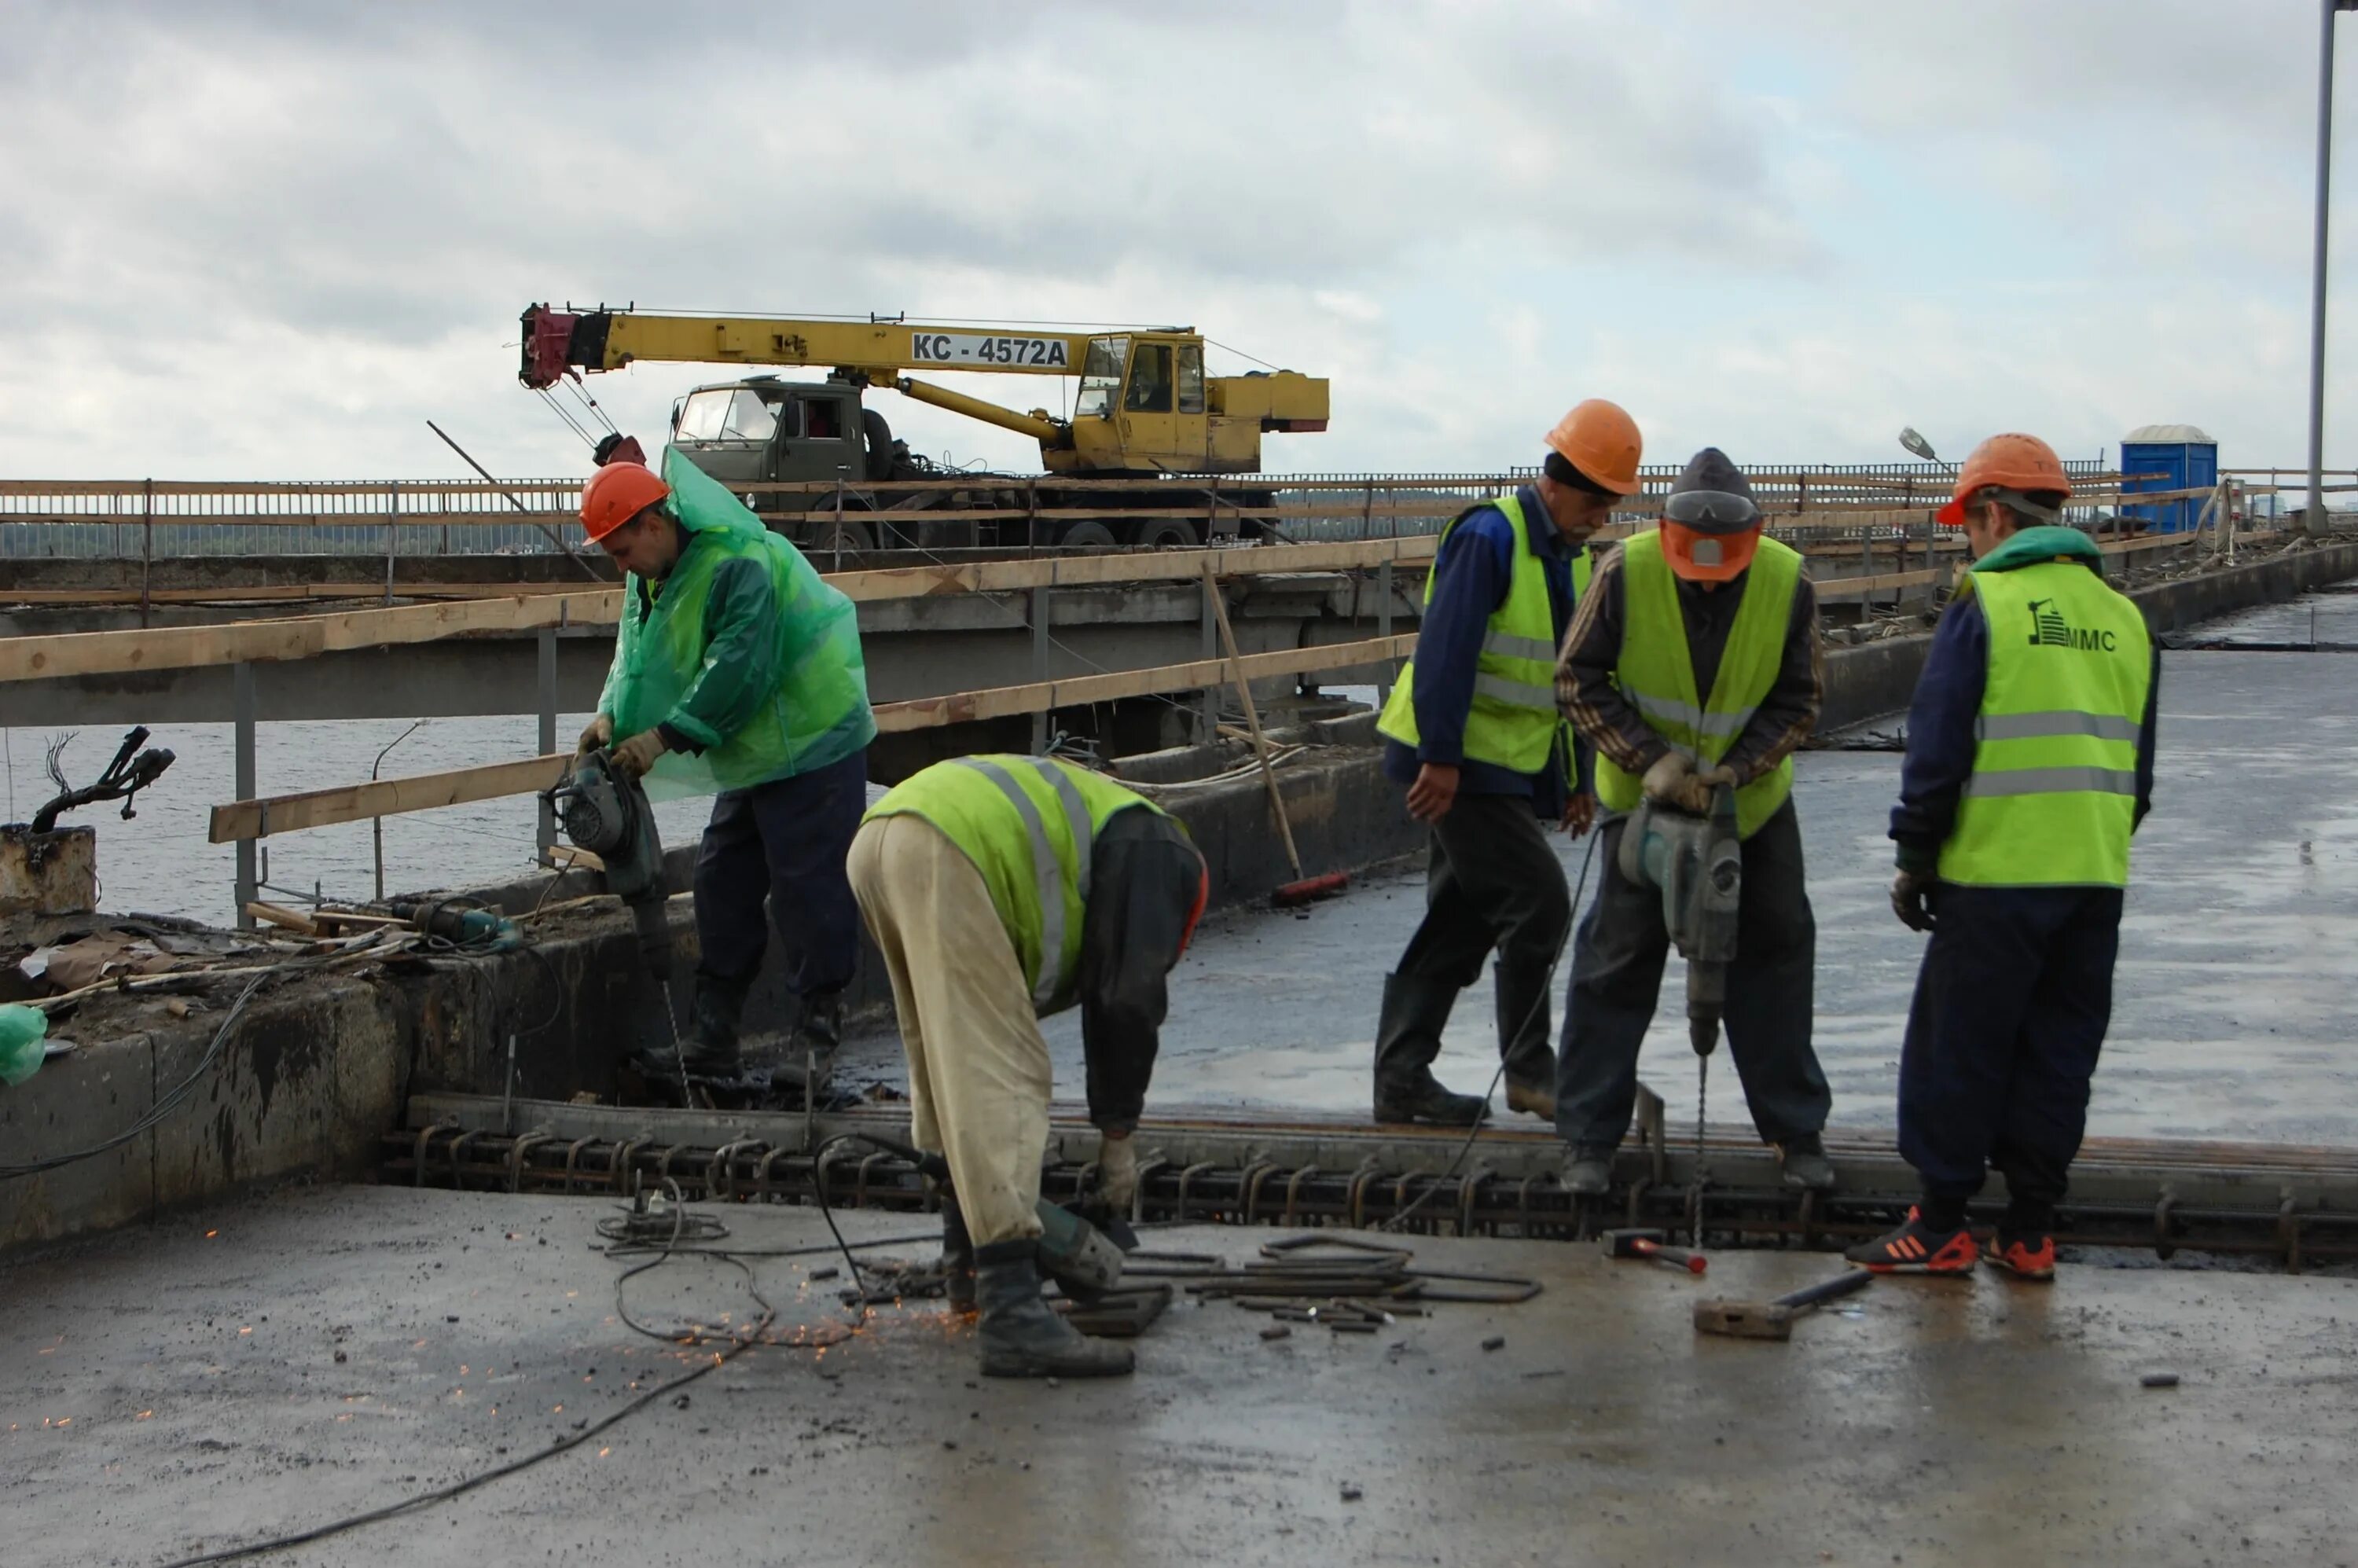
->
[[2306, 1, 2358, 534], [1898, 428, 1956, 471]]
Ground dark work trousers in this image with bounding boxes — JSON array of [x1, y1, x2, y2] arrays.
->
[[692, 747, 869, 999], [1897, 884, 2122, 1214], [1390, 791, 1572, 1089], [1555, 801, 1830, 1151]]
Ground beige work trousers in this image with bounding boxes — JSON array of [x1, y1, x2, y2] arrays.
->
[[847, 813, 1052, 1248]]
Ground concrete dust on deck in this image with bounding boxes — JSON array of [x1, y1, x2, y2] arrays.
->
[[6, 1184, 2356, 1567], [839, 593, 2358, 1147]]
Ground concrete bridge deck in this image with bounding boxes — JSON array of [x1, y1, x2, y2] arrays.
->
[[6, 1186, 2350, 1568]]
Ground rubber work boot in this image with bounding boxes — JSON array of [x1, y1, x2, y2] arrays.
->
[[1494, 956, 1556, 1121], [1504, 1080, 1556, 1122], [1561, 1145, 1615, 1197], [1776, 1133, 1836, 1192], [774, 990, 844, 1092], [1372, 973, 1486, 1126], [940, 1195, 978, 1313], [1985, 1232, 2056, 1282], [633, 975, 747, 1079], [1845, 1207, 1978, 1275], [974, 1241, 1133, 1379]]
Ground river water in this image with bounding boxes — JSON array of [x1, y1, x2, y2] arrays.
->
[[0, 711, 717, 924]]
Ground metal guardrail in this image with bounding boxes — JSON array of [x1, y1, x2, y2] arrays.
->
[[0, 464, 2136, 557]]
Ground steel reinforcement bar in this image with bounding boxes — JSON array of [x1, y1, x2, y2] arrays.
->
[[394, 1093, 2358, 1271]]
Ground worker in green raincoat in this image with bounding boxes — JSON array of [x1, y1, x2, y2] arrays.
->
[[576, 450, 874, 1086]]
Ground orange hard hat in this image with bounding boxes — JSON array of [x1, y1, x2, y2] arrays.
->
[[1659, 446, 1761, 583], [1544, 399, 1644, 494], [1937, 433, 2072, 527], [580, 461, 670, 542]]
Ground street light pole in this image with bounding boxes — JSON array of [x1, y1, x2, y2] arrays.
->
[[2306, 2, 2357, 533]]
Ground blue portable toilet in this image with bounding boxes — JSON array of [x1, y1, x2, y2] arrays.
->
[[2119, 424, 2218, 532]]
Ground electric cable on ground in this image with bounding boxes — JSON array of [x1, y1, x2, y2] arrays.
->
[[154, 1181, 776, 1568]]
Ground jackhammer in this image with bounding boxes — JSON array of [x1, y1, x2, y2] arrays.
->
[[1618, 777, 1741, 1242]]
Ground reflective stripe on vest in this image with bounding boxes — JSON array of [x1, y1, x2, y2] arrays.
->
[[1626, 690, 1757, 740], [1974, 711, 2141, 743], [1590, 530, 1803, 839], [951, 756, 1095, 1009], [1937, 560, 2152, 888], [865, 755, 1169, 1015], [1375, 493, 1579, 779]]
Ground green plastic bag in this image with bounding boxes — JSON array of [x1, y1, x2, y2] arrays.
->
[[0, 1003, 46, 1087]]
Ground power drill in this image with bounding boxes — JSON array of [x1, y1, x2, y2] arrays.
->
[[1618, 779, 1742, 1056]]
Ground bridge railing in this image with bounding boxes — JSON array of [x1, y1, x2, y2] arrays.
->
[[0, 465, 2143, 558]]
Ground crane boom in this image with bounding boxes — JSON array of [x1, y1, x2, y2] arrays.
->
[[521, 307, 1159, 387], [520, 303, 1326, 478]]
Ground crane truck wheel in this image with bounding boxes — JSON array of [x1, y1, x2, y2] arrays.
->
[[807, 516, 876, 556], [861, 409, 898, 482], [1137, 520, 1198, 549], [1057, 520, 1120, 549]]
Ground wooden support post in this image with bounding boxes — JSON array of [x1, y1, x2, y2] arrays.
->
[[1203, 560, 1302, 879], [384, 480, 399, 605], [1199, 571, 1220, 744], [1030, 585, 1052, 754], [139, 478, 153, 630], [1376, 558, 1395, 708], [233, 660, 258, 927], [536, 626, 559, 865]]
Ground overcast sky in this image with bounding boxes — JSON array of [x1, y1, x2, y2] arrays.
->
[[4, 0, 2351, 481]]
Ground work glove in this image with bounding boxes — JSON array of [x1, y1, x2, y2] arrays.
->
[[1890, 868, 1938, 932], [576, 713, 613, 756], [1096, 1131, 1139, 1210], [1680, 763, 1738, 815], [609, 728, 667, 780], [1640, 751, 1694, 806], [1647, 755, 1734, 816]]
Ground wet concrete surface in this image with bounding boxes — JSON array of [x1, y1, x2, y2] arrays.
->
[[834, 593, 2358, 1145], [7, 1183, 2355, 1568], [0, 1188, 2349, 1566]]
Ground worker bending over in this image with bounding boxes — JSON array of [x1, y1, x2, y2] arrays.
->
[[1555, 449, 1835, 1194], [1849, 435, 2157, 1280], [577, 454, 875, 1086], [850, 755, 1208, 1378], [1369, 400, 1642, 1126]]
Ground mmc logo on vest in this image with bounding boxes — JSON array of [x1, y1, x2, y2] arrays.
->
[[1939, 562, 2152, 889], [2024, 597, 2121, 652]]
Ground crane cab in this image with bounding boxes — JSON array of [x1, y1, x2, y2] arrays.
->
[[1061, 333, 1328, 477], [669, 375, 895, 491]]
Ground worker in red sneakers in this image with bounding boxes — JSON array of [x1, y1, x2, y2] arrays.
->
[[1847, 435, 2158, 1280]]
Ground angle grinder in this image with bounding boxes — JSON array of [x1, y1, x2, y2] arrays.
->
[[850, 1131, 1133, 1301], [542, 747, 670, 982]]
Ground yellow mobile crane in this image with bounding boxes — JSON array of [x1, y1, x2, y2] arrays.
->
[[519, 304, 1329, 549]]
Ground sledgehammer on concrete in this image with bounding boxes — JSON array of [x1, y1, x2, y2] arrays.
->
[[1694, 1268, 1871, 1341]]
